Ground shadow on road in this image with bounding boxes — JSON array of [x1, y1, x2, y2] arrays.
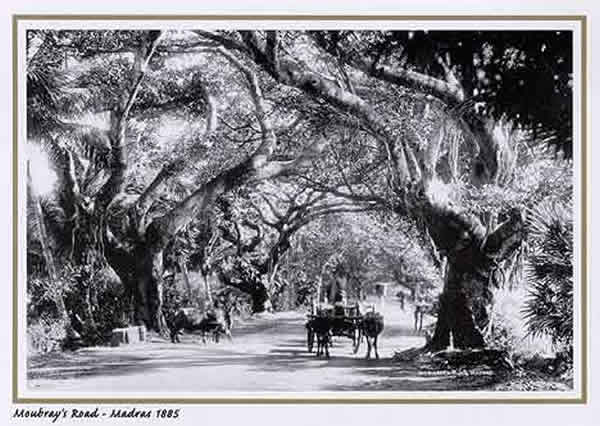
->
[[28, 333, 499, 392], [27, 308, 499, 392]]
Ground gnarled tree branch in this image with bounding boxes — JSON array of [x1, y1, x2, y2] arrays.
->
[[96, 30, 163, 214], [134, 73, 218, 232]]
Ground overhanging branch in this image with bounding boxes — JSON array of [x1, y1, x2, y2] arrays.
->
[[95, 31, 163, 214], [133, 73, 218, 227]]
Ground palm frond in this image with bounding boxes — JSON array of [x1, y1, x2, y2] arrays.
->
[[522, 199, 573, 346]]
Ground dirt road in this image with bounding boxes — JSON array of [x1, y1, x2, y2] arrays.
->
[[27, 299, 501, 393]]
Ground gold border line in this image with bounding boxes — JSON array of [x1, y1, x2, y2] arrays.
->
[[580, 14, 588, 405], [10, 396, 589, 405], [12, 13, 19, 405], [12, 14, 588, 405], [11, 14, 588, 20]]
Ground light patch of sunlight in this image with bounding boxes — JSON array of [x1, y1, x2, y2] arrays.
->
[[64, 111, 111, 131], [165, 53, 201, 71], [157, 117, 192, 149], [27, 142, 57, 196], [164, 50, 210, 72], [425, 178, 453, 206]]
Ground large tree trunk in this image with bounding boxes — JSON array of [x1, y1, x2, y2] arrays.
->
[[427, 263, 486, 351], [418, 195, 523, 352], [69, 209, 107, 341], [134, 248, 168, 333], [104, 242, 138, 324]]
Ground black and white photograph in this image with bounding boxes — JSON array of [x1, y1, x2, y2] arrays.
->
[[16, 17, 584, 403]]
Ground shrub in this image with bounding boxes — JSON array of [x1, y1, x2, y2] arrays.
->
[[27, 263, 128, 348], [27, 314, 68, 354], [63, 264, 128, 344], [27, 273, 73, 321]]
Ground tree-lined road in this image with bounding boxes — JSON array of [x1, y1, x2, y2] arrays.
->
[[28, 299, 492, 394]]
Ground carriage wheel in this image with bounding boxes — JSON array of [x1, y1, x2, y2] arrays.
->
[[307, 329, 315, 353], [352, 327, 362, 354]]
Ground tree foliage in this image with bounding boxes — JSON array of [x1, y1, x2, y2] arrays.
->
[[25, 28, 573, 352], [523, 200, 573, 347]]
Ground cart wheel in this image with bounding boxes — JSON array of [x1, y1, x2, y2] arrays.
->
[[352, 327, 362, 354], [307, 329, 315, 353]]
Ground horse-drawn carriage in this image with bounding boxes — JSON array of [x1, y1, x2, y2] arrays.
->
[[306, 303, 363, 354]]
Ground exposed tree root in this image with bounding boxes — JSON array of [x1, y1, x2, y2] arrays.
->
[[393, 346, 513, 374]]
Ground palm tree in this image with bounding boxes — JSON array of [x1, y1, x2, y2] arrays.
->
[[26, 30, 117, 344], [522, 200, 573, 350]]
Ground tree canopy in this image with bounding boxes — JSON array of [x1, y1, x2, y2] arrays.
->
[[26, 29, 573, 353]]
